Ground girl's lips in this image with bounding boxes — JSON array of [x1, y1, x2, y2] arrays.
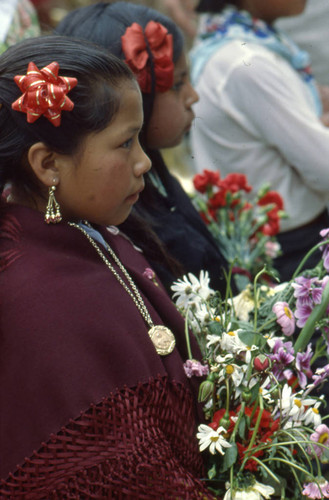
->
[[126, 184, 144, 203]]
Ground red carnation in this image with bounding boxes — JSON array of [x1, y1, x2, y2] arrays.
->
[[208, 189, 227, 209], [193, 169, 221, 193], [219, 173, 252, 194]]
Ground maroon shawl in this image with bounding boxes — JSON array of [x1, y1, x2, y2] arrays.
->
[[0, 204, 213, 498]]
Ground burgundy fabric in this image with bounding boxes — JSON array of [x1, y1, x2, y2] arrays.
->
[[1, 377, 213, 499], [0, 203, 205, 491]]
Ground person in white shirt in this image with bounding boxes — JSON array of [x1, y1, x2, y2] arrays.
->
[[276, 0, 329, 87], [190, 0, 329, 281]]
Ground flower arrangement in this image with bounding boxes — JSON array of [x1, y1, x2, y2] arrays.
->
[[171, 230, 329, 499], [192, 169, 285, 291]]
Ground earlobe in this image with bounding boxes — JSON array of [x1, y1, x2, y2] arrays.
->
[[27, 142, 60, 188]]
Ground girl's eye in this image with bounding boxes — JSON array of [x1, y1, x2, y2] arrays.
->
[[172, 81, 184, 92], [121, 138, 133, 149]]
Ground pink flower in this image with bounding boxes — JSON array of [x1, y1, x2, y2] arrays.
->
[[302, 479, 329, 498], [309, 424, 329, 458], [143, 267, 159, 286], [272, 301, 295, 336], [264, 240, 281, 258], [183, 359, 209, 378]]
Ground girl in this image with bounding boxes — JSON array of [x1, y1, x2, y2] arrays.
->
[[56, 1, 229, 294], [0, 36, 213, 498], [190, 0, 329, 281]]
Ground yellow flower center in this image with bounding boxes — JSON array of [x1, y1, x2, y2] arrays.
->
[[319, 432, 329, 444], [294, 399, 302, 408], [228, 331, 235, 336], [312, 408, 319, 415], [210, 435, 219, 442], [284, 306, 292, 319], [226, 365, 234, 375], [215, 317, 221, 322]]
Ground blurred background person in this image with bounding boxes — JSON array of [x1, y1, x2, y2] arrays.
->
[[276, 0, 329, 87], [189, 0, 329, 282], [0, 0, 40, 53]]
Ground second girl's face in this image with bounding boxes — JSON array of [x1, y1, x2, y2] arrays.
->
[[146, 52, 199, 150], [56, 81, 151, 226], [238, 0, 307, 23]]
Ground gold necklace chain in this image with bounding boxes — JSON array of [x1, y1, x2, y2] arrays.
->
[[68, 221, 176, 356]]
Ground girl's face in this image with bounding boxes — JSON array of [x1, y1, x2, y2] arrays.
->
[[56, 81, 151, 226], [238, 0, 307, 23], [146, 52, 199, 150]]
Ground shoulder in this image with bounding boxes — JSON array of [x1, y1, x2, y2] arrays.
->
[[198, 40, 301, 101]]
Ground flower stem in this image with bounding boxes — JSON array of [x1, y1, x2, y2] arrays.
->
[[253, 267, 267, 329], [184, 307, 193, 360], [291, 238, 329, 280], [239, 395, 264, 472]]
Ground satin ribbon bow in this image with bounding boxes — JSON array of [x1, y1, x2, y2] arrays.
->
[[121, 20, 174, 93], [12, 62, 77, 127]]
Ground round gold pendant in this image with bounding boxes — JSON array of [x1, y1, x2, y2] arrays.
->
[[148, 325, 176, 356]]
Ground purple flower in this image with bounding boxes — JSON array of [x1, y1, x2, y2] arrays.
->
[[312, 364, 329, 387], [183, 359, 209, 378], [295, 302, 314, 328], [296, 344, 313, 388], [272, 301, 295, 336], [320, 228, 329, 271], [292, 276, 316, 303], [269, 339, 295, 381]]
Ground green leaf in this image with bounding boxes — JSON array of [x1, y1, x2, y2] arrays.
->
[[208, 321, 223, 335], [237, 329, 267, 348], [238, 416, 246, 440], [249, 381, 260, 404], [208, 463, 217, 480], [220, 443, 238, 473]]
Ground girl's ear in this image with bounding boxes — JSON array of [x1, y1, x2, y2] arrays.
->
[[27, 142, 60, 188]]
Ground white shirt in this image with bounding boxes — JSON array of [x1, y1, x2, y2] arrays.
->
[[190, 40, 329, 232], [276, 0, 329, 86]]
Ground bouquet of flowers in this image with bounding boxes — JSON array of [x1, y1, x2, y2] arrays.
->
[[171, 230, 329, 499], [192, 169, 286, 291]]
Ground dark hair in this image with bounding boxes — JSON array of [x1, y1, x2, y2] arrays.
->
[[55, 1, 184, 139], [0, 34, 134, 195], [196, 0, 239, 13]]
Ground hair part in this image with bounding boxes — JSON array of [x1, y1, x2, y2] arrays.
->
[[0, 35, 135, 196]]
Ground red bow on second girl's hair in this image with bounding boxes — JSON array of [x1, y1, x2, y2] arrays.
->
[[12, 62, 77, 127], [121, 21, 174, 93]]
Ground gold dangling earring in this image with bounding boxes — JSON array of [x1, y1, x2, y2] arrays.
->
[[45, 185, 62, 224]]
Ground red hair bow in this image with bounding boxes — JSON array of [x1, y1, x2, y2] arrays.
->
[[121, 21, 174, 93], [12, 62, 77, 127]]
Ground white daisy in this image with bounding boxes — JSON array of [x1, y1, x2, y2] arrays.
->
[[221, 329, 257, 361], [223, 480, 275, 499], [196, 424, 231, 455], [171, 271, 214, 310], [279, 384, 317, 422], [303, 398, 323, 428]]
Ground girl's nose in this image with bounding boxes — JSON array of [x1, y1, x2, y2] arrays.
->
[[134, 145, 152, 176], [186, 82, 199, 108]]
